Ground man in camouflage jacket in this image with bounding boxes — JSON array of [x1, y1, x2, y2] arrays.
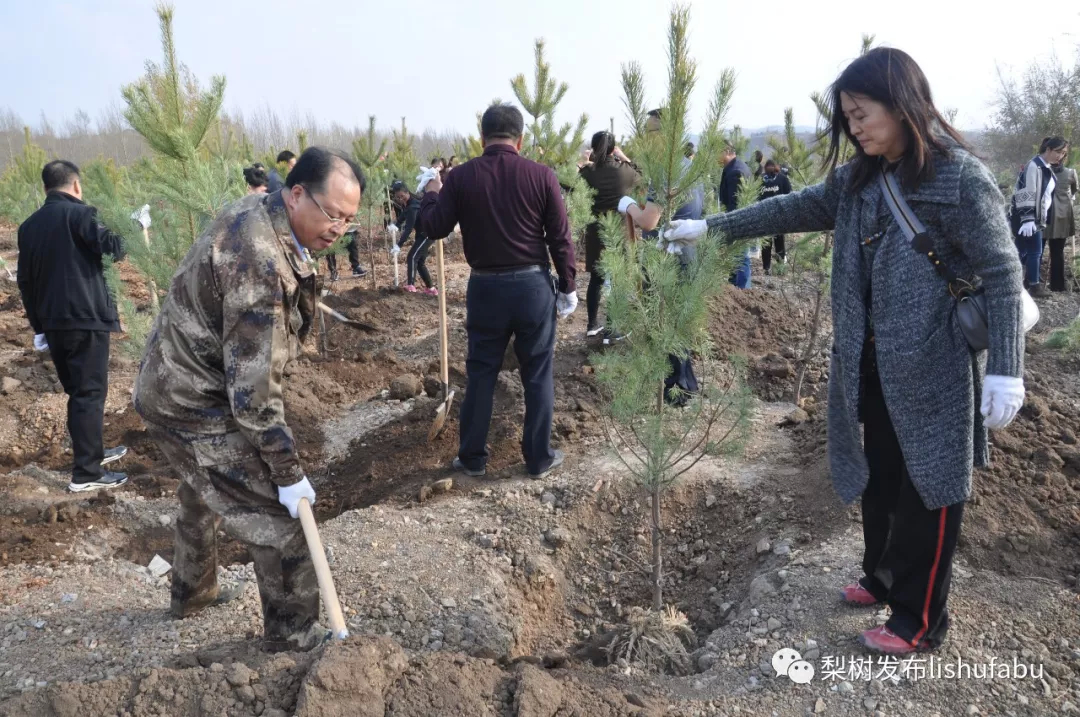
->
[[134, 148, 364, 652]]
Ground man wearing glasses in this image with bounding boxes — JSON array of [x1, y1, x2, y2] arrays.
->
[[134, 147, 364, 652]]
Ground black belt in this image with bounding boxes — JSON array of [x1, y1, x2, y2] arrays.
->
[[470, 265, 544, 277]]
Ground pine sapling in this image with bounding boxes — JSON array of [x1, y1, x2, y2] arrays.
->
[[593, 4, 752, 674]]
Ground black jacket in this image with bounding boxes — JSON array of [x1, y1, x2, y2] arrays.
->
[[759, 171, 792, 202], [394, 195, 427, 248], [17, 191, 126, 333], [717, 158, 752, 212]]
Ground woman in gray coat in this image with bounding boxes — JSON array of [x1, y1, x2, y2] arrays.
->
[[665, 48, 1026, 655]]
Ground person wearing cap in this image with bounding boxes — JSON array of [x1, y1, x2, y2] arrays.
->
[[389, 179, 436, 294], [419, 103, 577, 478]]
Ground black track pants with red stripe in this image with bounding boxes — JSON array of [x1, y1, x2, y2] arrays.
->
[[858, 370, 965, 649]]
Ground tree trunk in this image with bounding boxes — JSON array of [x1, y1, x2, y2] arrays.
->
[[651, 483, 663, 612], [651, 379, 666, 612], [793, 233, 832, 405]]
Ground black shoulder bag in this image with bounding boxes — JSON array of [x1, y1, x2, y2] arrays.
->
[[876, 169, 1039, 352]]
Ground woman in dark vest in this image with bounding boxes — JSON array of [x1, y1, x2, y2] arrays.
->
[[578, 131, 641, 337], [1046, 151, 1077, 292], [663, 48, 1026, 654]]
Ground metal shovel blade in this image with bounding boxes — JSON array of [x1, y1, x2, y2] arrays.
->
[[427, 389, 455, 442], [317, 302, 378, 333]]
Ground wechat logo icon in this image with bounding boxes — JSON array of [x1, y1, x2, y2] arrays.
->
[[772, 647, 816, 684]]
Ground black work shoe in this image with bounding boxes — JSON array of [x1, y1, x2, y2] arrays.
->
[[452, 457, 486, 477], [352, 267, 368, 277], [1028, 283, 1049, 298], [529, 450, 565, 479], [68, 471, 128, 493], [213, 580, 247, 607], [172, 580, 248, 619], [101, 445, 128, 466], [264, 624, 333, 653], [586, 323, 604, 338], [329, 270, 340, 282]]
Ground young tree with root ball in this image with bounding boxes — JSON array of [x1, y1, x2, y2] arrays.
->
[[592, 4, 753, 675]]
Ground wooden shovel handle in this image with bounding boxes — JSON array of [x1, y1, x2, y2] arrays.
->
[[436, 240, 449, 388], [297, 498, 348, 640]]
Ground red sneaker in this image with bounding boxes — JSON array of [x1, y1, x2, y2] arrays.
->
[[403, 285, 418, 293], [840, 582, 882, 606], [424, 287, 439, 296], [859, 626, 916, 655]]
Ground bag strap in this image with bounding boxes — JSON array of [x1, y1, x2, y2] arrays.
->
[[876, 169, 962, 287]]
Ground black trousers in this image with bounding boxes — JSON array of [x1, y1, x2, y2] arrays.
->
[[859, 364, 964, 648], [1047, 237, 1067, 292], [761, 235, 786, 273], [325, 236, 362, 275], [586, 270, 605, 327], [45, 330, 110, 482], [406, 237, 433, 288], [459, 268, 556, 474]]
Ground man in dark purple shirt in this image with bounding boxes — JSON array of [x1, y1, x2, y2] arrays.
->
[[419, 104, 577, 478]]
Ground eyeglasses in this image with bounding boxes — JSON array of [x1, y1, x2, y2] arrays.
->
[[301, 185, 357, 230]]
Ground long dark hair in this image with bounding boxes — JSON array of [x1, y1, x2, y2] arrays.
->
[[824, 47, 969, 191], [590, 131, 616, 166]]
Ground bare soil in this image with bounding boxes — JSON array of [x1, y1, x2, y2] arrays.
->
[[1, 227, 1079, 717]]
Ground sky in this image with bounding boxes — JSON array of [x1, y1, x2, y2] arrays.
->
[[1, 0, 1078, 139]]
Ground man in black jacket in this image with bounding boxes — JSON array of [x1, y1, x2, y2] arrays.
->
[[717, 146, 753, 288], [18, 160, 129, 492]]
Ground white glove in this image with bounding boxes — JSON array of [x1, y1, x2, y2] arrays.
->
[[981, 375, 1024, 430], [556, 291, 578, 319], [415, 167, 440, 193], [277, 477, 316, 519], [131, 204, 151, 230], [390, 244, 401, 256], [617, 196, 638, 214], [386, 224, 400, 241], [663, 219, 708, 242], [1018, 221, 1037, 237], [33, 334, 48, 352]]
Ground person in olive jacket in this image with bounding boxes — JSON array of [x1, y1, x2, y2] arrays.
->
[[17, 160, 129, 493]]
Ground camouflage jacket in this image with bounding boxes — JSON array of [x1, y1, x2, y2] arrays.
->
[[134, 191, 316, 486]]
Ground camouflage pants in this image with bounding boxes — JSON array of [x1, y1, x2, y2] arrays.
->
[[145, 424, 321, 650]]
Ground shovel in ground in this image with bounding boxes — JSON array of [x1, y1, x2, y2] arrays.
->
[[296, 498, 349, 640], [317, 302, 378, 333], [428, 238, 455, 441]]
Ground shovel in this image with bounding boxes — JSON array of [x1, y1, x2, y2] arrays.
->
[[386, 186, 400, 288], [296, 498, 349, 640], [317, 302, 378, 333], [428, 239, 455, 441]]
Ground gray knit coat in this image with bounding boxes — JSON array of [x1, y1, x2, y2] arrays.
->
[[707, 148, 1025, 509]]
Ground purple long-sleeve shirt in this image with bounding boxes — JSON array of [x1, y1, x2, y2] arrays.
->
[[419, 143, 576, 293]]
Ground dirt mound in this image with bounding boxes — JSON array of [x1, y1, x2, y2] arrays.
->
[[0, 651, 314, 717], [709, 286, 830, 402], [962, 344, 1080, 582], [0, 637, 663, 717]]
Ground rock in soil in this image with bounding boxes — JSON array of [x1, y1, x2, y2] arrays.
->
[[389, 374, 422, 400]]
